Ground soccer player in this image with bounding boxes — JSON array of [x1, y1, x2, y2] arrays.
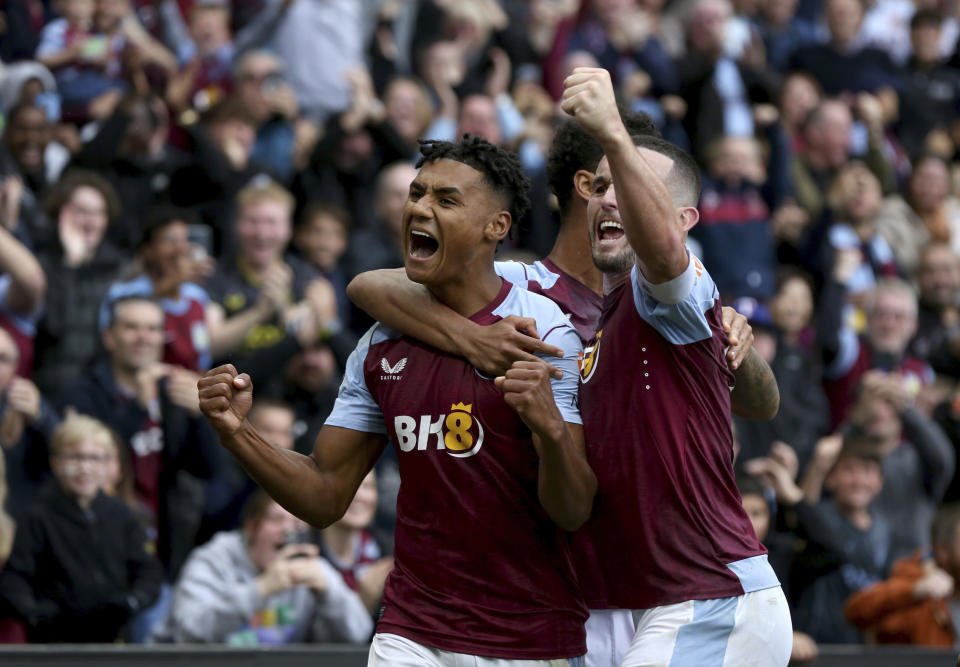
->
[[347, 121, 775, 666], [198, 136, 595, 665], [562, 67, 792, 665]]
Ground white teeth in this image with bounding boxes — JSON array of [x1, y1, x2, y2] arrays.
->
[[411, 230, 434, 239], [600, 221, 623, 230]]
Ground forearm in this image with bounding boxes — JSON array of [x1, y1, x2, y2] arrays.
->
[[219, 424, 353, 527], [347, 269, 474, 356], [730, 348, 779, 420], [35, 49, 78, 70], [600, 129, 688, 282], [532, 423, 596, 531], [901, 408, 955, 499], [0, 227, 45, 315], [208, 303, 273, 359]]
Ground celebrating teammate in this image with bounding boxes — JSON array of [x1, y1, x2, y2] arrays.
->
[[562, 67, 792, 665], [198, 136, 595, 665]]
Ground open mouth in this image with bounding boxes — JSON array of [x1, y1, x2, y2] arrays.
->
[[409, 229, 439, 259], [597, 219, 625, 243]]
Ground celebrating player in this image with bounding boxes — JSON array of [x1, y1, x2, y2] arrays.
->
[[198, 136, 594, 665], [562, 67, 792, 665]]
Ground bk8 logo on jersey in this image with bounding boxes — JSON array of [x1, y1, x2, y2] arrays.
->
[[393, 402, 486, 458]]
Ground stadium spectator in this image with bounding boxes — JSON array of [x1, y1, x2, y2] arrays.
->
[[163, 0, 235, 116], [750, 433, 891, 643], [32, 170, 126, 397], [909, 243, 960, 378], [0, 415, 164, 643], [0, 326, 60, 521], [70, 93, 189, 250], [788, 0, 898, 96], [831, 371, 954, 562], [232, 0, 364, 122], [292, 202, 352, 327], [755, 0, 821, 72], [1, 103, 70, 215], [158, 490, 372, 644], [845, 501, 960, 646], [59, 295, 219, 580], [227, 50, 299, 184], [876, 154, 960, 276], [343, 162, 413, 281], [203, 180, 343, 386], [99, 206, 213, 372], [896, 11, 960, 159], [819, 269, 933, 428], [318, 470, 392, 615]]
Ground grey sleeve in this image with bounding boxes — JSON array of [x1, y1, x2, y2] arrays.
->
[[307, 558, 374, 643], [902, 408, 956, 501], [166, 552, 262, 643]]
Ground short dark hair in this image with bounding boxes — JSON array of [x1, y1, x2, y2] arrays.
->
[[735, 472, 766, 498], [138, 205, 200, 250], [42, 168, 121, 223], [417, 135, 530, 227], [932, 502, 960, 547], [630, 134, 701, 206], [202, 96, 258, 128], [298, 200, 351, 233], [546, 110, 659, 217], [4, 102, 46, 129], [911, 8, 943, 30]]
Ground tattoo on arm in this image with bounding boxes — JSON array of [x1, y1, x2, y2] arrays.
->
[[730, 348, 780, 421]]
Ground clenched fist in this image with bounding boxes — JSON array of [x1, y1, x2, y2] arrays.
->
[[197, 364, 254, 438], [560, 67, 626, 143]]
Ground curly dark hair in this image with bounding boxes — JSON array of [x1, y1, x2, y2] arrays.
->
[[417, 135, 531, 229], [547, 109, 659, 218]]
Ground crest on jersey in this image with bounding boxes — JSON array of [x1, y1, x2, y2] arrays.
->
[[578, 330, 603, 383], [380, 357, 407, 375]]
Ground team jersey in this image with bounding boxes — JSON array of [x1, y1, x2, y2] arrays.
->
[[495, 258, 602, 344], [325, 279, 588, 659], [574, 255, 775, 610]]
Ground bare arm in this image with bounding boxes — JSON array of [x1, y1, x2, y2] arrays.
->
[[0, 223, 45, 316], [347, 269, 563, 377], [561, 67, 688, 283], [198, 365, 386, 527], [730, 348, 780, 421]]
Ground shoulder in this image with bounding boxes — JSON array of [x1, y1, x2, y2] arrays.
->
[[494, 284, 574, 339]]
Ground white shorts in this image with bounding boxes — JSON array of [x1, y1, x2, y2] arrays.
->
[[368, 632, 586, 667], [619, 586, 792, 667], [585, 610, 635, 667]]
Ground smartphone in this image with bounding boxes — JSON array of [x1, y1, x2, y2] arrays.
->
[[80, 36, 108, 59], [187, 223, 213, 262]]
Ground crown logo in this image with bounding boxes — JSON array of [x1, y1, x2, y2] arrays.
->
[[450, 402, 472, 413]]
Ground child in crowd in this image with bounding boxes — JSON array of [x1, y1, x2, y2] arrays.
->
[[0, 415, 163, 642]]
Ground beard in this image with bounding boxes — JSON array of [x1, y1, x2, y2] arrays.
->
[[591, 244, 635, 276]]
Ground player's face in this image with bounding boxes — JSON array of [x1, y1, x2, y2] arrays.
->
[[402, 159, 508, 287], [587, 149, 676, 276]]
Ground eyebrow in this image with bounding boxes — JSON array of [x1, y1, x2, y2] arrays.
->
[[408, 182, 463, 198], [591, 175, 611, 190]]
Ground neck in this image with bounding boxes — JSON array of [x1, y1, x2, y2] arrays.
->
[[111, 361, 140, 394], [841, 505, 873, 530], [547, 208, 603, 296], [852, 219, 875, 242], [323, 524, 358, 564], [602, 269, 631, 295], [427, 265, 504, 317]]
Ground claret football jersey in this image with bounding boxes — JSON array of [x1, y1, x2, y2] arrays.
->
[[495, 258, 602, 344], [574, 255, 777, 611], [325, 279, 588, 659]]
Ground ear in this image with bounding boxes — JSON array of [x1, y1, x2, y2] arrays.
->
[[484, 210, 511, 242], [574, 170, 594, 203], [679, 206, 699, 232]]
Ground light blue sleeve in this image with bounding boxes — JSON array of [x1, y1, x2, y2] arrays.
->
[[631, 255, 717, 345], [323, 328, 387, 434], [494, 260, 530, 288], [542, 324, 583, 425]]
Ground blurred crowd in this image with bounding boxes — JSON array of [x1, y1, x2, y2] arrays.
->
[[0, 0, 958, 656]]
